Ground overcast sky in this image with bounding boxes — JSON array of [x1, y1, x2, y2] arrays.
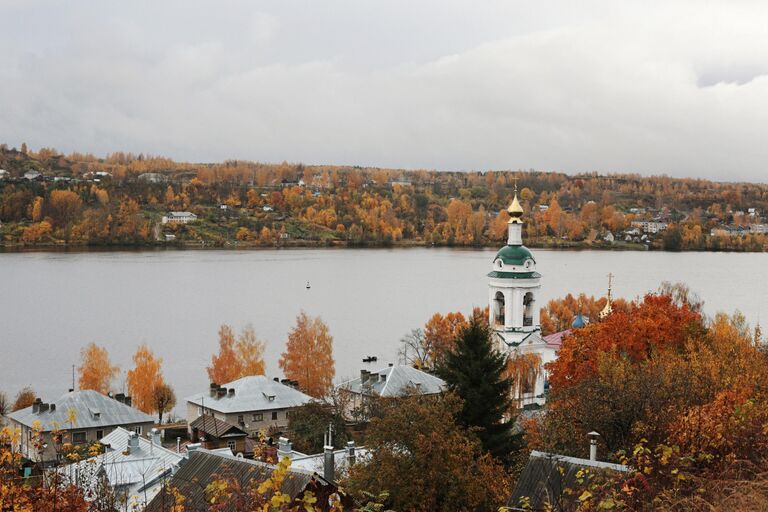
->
[[2, 1, 768, 181]]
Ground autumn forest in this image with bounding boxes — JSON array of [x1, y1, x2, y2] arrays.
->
[[1, 144, 767, 251]]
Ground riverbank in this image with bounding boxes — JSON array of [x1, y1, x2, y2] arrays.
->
[[2, 237, 763, 253]]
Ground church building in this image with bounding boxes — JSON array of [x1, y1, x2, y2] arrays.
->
[[487, 189, 571, 407]]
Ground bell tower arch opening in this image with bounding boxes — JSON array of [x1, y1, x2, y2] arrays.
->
[[494, 291, 506, 327], [523, 292, 535, 327]]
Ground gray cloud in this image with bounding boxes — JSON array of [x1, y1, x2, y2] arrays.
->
[[1, 0, 768, 181]]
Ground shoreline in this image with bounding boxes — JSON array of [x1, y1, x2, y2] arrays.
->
[[0, 239, 761, 254]]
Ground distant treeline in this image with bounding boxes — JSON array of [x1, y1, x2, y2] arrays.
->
[[1, 143, 766, 251]]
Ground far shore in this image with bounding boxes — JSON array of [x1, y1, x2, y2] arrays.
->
[[1, 239, 762, 254]]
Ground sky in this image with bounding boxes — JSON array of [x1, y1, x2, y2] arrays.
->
[[1, 1, 768, 181]]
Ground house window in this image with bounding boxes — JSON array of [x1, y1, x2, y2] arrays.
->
[[133, 426, 143, 435], [227, 440, 236, 451], [237, 415, 244, 424], [252, 413, 263, 422], [96, 430, 104, 440], [271, 411, 278, 421], [197, 407, 202, 416], [72, 432, 87, 444]]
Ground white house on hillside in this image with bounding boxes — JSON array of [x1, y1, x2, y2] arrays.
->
[[162, 211, 197, 224]]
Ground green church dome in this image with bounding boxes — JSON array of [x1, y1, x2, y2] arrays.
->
[[494, 244, 535, 266]]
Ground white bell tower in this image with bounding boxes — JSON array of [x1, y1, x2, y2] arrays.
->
[[487, 188, 542, 349]]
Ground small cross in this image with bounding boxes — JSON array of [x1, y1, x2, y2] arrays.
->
[[513, 176, 518, 193]]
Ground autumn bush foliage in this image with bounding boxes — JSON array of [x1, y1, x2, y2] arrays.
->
[[346, 393, 511, 512], [529, 288, 768, 510]]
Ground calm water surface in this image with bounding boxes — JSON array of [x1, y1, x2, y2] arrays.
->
[[1, 248, 766, 414]]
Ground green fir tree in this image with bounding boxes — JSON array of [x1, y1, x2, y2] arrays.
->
[[437, 316, 516, 461]]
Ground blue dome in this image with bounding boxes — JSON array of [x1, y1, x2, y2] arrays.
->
[[571, 313, 586, 329]]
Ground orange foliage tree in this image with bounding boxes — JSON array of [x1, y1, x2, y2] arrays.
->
[[207, 324, 266, 384], [424, 312, 468, 368], [12, 387, 36, 412], [547, 294, 702, 390], [77, 342, 120, 395], [126, 344, 165, 414], [279, 312, 335, 398]]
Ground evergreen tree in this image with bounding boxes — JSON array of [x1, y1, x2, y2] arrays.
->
[[437, 317, 515, 461]]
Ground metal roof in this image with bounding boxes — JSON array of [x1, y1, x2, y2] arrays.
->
[[60, 427, 183, 506], [190, 415, 248, 439], [507, 450, 629, 510], [7, 390, 155, 431], [290, 447, 370, 476], [144, 449, 344, 512], [339, 365, 446, 397], [185, 376, 313, 414]]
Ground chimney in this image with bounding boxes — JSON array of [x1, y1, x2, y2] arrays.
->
[[323, 430, 335, 483], [49, 403, 56, 412], [379, 373, 387, 383], [273, 377, 279, 382], [216, 388, 226, 398], [346, 441, 356, 466], [151, 428, 162, 447], [115, 393, 125, 404], [124, 396, 132, 407], [32, 398, 42, 413], [277, 437, 293, 459], [39, 403, 49, 413], [360, 370, 370, 385], [128, 431, 140, 453], [388, 363, 393, 367], [209, 383, 218, 398], [228, 388, 235, 397], [588, 431, 600, 461]]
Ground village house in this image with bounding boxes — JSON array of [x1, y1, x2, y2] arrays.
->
[[23, 170, 42, 181], [161, 211, 198, 224], [0, 169, 9, 180], [60, 427, 183, 509], [137, 172, 168, 183], [631, 220, 669, 234], [189, 414, 250, 455], [7, 390, 155, 464], [337, 364, 446, 420], [185, 376, 313, 437]]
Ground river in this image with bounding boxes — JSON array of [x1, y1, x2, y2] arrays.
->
[[1, 248, 766, 416]]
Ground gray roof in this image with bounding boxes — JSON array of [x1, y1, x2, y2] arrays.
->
[[145, 449, 344, 512], [339, 365, 446, 397], [507, 450, 629, 510], [290, 447, 370, 476], [63, 427, 183, 491], [7, 390, 155, 431], [185, 376, 313, 413]]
